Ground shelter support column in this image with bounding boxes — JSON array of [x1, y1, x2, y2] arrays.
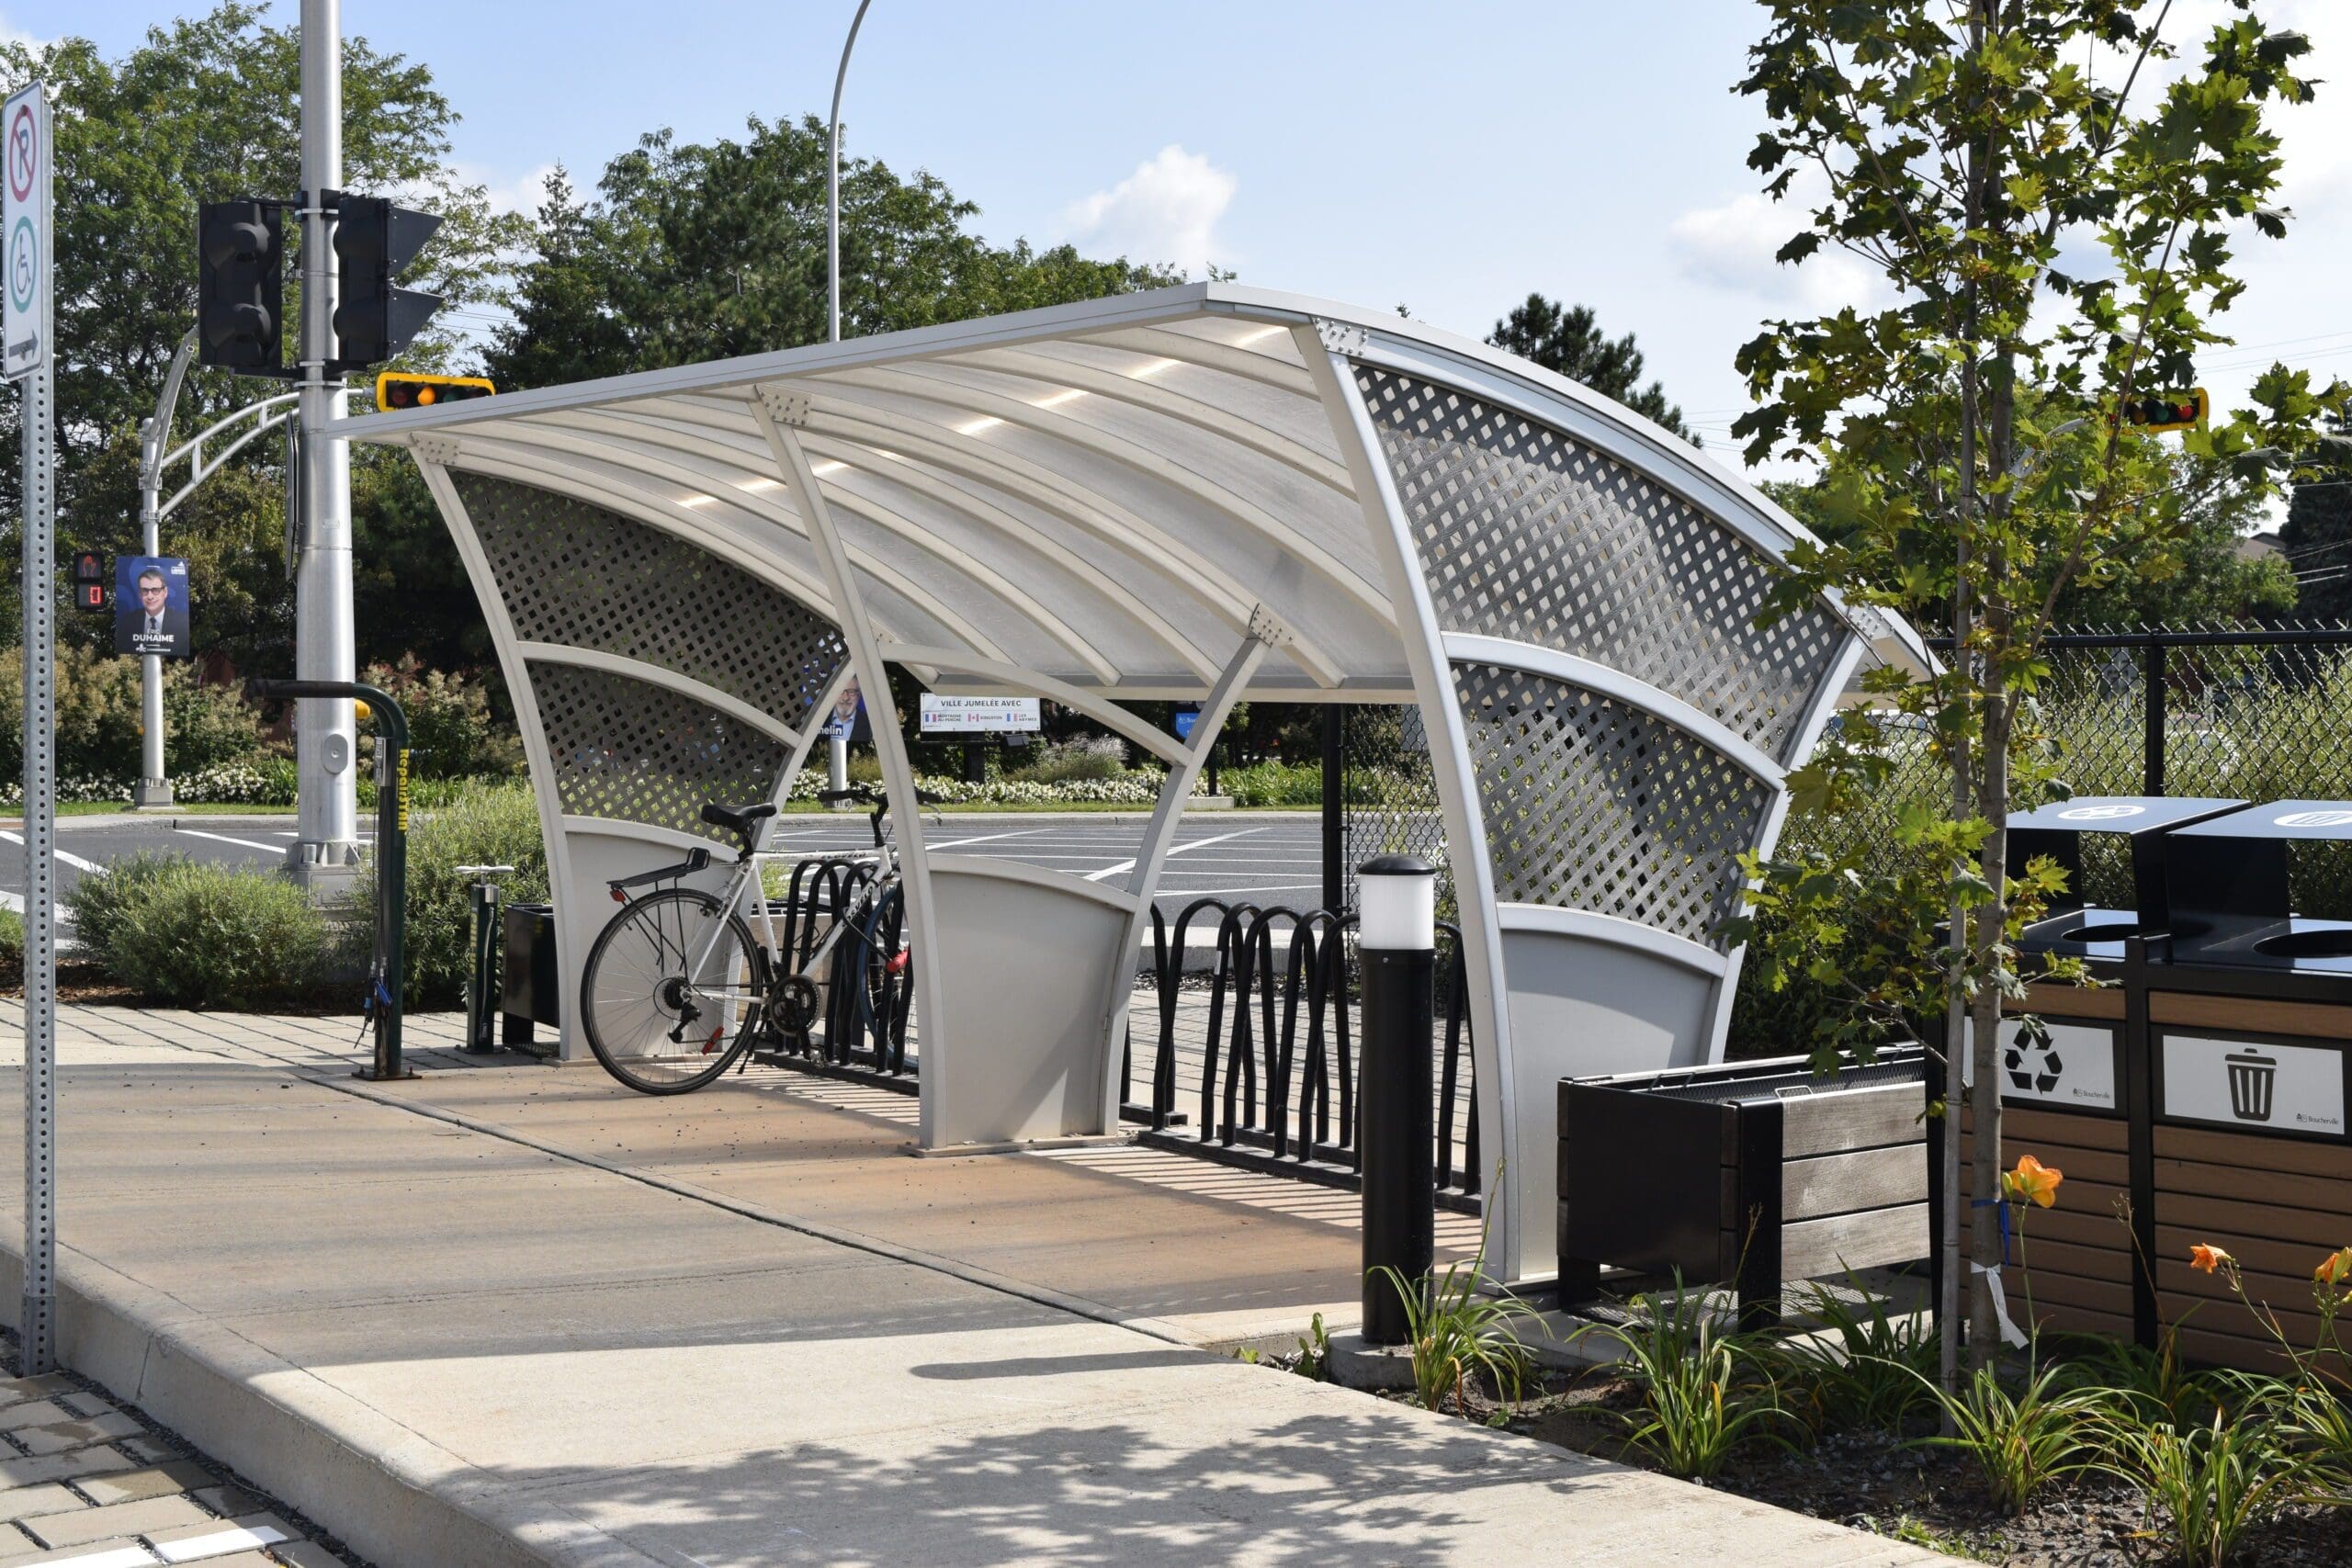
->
[[1098, 614, 1281, 1128], [1295, 328, 1527, 1285], [755, 387, 950, 1143]]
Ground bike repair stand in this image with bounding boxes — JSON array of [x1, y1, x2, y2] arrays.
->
[[257, 679, 413, 1081], [455, 864, 517, 1054]]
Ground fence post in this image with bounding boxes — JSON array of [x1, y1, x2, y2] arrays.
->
[[1322, 705, 1345, 914], [2143, 639, 2167, 796]]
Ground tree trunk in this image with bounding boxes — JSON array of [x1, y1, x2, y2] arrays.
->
[[1969, 682, 2013, 1370]]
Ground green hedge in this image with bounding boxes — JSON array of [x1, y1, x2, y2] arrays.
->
[[100, 863, 330, 1009], [352, 779, 549, 1008]]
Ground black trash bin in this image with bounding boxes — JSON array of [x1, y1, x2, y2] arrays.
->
[[500, 903, 559, 1056]]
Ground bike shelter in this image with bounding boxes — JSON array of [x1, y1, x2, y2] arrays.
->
[[345, 283, 1925, 1284]]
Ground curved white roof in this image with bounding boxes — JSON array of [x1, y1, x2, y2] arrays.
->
[[345, 281, 1923, 700]]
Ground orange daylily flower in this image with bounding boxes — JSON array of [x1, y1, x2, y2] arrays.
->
[[2191, 1244, 2232, 1275], [2003, 1154, 2064, 1209], [2317, 1247, 2352, 1287]]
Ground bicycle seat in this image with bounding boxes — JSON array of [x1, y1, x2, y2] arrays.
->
[[700, 801, 779, 840]]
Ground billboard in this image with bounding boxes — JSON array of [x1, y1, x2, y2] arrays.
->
[[919, 695, 1042, 736]]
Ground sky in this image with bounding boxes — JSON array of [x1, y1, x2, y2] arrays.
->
[[17, 0, 2352, 479]]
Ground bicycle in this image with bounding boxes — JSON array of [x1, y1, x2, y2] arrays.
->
[[578, 783, 934, 1095]]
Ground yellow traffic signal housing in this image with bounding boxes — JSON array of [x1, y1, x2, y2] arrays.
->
[[2121, 388, 2207, 434], [375, 372, 494, 411]]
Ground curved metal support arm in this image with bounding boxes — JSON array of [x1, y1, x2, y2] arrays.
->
[[158, 398, 300, 518]]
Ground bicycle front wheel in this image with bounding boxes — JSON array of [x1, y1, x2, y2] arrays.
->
[[581, 888, 761, 1094]]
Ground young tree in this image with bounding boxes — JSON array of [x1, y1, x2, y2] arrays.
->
[[1487, 294, 1695, 441], [1727, 1, 2346, 1379], [2278, 423, 2352, 621]]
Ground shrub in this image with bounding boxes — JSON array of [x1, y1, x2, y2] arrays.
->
[[361, 658, 524, 779], [0, 906, 20, 987], [65, 849, 195, 956], [351, 779, 548, 1008], [103, 863, 330, 1008], [163, 671, 265, 773], [1007, 735, 1127, 784], [175, 755, 298, 806], [1217, 760, 1321, 807]]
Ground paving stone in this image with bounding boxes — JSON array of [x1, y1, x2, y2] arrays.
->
[[0, 1407, 71, 1437], [20, 1495, 209, 1550], [0, 1379, 75, 1412], [266, 1544, 345, 1568], [105, 1446, 168, 1471], [0, 1541, 161, 1567], [169, 1557, 273, 1568], [0, 1488, 78, 1525], [177, 1492, 256, 1523], [15, 1420, 142, 1459], [74, 1470, 213, 1510], [145, 1516, 291, 1563], [0, 1452, 134, 1492], [45, 1401, 108, 1425]]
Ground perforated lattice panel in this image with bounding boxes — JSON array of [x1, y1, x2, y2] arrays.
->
[[1454, 662, 1771, 950], [455, 471, 845, 734], [527, 660, 790, 841], [1355, 366, 1845, 761]]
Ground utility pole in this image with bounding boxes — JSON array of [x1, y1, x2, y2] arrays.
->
[[291, 0, 359, 892]]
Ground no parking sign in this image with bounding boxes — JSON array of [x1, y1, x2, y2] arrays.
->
[[2, 83, 45, 380]]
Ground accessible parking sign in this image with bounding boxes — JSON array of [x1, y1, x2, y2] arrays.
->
[[2, 83, 44, 380]]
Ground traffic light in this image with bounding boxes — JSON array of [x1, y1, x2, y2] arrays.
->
[[330, 194, 443, 370], [374, 372, 494, 411], [2121, 389, 2208, 434], [70, 552, 104, 615], [196, 199, 285, 375]]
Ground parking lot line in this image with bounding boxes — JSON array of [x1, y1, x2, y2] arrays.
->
[[173, 827, 290, 853], [0, 829, 100, 874]]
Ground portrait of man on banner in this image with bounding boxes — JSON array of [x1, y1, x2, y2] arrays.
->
[[114, 556, 192, 660], [823, 675, 871, 745]]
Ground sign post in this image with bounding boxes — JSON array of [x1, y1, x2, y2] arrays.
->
[[6, 79, 56, 1375]]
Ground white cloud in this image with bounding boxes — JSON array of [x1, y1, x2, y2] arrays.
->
[[461, 162, 563, 220], [0, 13, 45, 52], [1667, 176, 1883, 316], [1057, 144, 1236, 275]]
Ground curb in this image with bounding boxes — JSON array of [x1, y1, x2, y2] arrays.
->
[[0, 1241, 663, 1568]]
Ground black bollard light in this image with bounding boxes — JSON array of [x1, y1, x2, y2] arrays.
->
[[1359, 853, 1438, 1346]]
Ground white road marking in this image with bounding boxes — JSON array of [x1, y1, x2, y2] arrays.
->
[[924, 829, 1044, 850], [0, 829, 101, 874], [173, 827, 291, 853], [1085, 826, 1264, 883]]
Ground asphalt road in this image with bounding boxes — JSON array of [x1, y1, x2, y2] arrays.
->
[[0, 810, 1322, 924]]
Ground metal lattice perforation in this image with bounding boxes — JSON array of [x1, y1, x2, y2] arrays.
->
[[1454, 662, 1770, 949], [1355, 366, 1843, 760], [455, 471, 845, 735], [527, 660, 790, 840]]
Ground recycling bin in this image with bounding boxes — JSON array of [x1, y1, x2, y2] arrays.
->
[[1952, 798, 2243, 1340], [2136, 801, 2352, 1369]]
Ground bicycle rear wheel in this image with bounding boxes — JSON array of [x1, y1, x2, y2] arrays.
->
[[581, 888, 760, 1094]]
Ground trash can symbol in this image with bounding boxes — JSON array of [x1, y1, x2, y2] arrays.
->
[[2226, 1051, 2278, 1122]]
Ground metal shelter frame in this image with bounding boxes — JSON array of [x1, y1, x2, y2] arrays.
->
[[346, 283, 1925, 1284]]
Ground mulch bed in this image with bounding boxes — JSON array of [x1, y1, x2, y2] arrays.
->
[[1348, 1364, 2352, 1565]]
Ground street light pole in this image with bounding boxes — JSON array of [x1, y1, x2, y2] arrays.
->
[[133, 327, 198, 809], [824, 0, 872, 801], [291, 0, 360, 893]]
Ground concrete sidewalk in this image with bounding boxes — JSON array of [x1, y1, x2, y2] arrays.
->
[[0, 1005, 1946, 1567]]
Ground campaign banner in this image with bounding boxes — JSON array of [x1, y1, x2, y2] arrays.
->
[[114, 556, 192, 660]]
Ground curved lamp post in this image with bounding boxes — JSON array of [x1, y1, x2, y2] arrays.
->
[[828, 0, 874, 345]]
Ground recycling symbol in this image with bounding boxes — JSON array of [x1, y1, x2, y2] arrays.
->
[[2005, 1025, 2064, 1095]]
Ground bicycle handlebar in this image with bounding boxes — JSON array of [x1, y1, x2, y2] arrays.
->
[[816, 784, 950, 807]]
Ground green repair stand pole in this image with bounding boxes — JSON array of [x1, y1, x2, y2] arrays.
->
[[255, 678, 411, 1080]]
